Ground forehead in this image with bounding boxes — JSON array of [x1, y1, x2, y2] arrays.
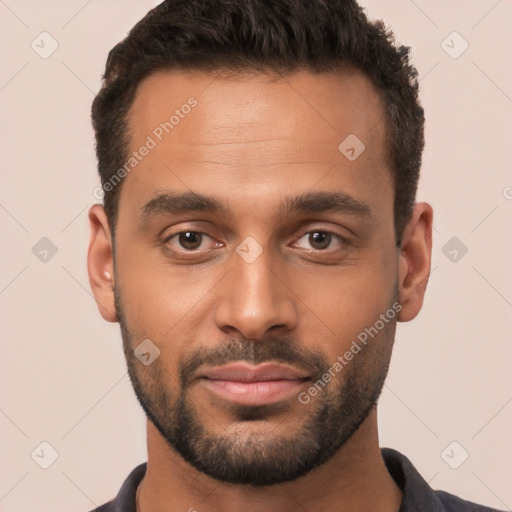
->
[[129, 67, 387, 148], [121, 68, 391, 219]]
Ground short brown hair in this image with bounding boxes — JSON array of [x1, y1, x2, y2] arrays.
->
[[91, 0, 424, 243]]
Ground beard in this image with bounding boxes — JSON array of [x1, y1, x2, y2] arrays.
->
[[115, 287, 397, 487]]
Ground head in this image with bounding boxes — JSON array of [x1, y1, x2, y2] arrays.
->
[[88, 0, 432, 486]]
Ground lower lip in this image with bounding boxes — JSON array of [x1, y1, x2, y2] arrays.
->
[[201, 378, 307, 406]]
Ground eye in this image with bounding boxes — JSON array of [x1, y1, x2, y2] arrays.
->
[[293, 231, 345, 251], [165, 231, 214, 251]]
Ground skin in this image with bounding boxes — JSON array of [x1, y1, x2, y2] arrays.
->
[[88, 68, 433, 512]]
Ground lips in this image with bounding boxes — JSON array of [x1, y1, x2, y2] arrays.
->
[[200, 362, 309, 382], [199, 362, 310, 406]]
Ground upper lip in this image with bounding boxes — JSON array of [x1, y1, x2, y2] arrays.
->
[[199, 362, 309, 382]]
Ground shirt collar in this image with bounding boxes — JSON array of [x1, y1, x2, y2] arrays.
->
[[382, 447, 445, 511], [109, 448, 444, 511]]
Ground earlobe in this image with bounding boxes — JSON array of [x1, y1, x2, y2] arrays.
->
[[87, 204, 118, 323], [397, 202, 433, 322]]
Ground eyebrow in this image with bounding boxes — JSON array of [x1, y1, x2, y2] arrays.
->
[[140, 190, 371, 221], [282, 191, 371, 218], [141, 191, 226, 220]]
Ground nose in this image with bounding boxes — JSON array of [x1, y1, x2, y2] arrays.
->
[[214, 247, 298, 340]]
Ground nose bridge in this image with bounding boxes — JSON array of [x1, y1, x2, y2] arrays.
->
[[214, 241, 297, 339]]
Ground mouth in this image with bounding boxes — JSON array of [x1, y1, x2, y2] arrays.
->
[[198, 362, 310, 406]]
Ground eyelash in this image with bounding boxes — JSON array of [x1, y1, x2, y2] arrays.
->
[[163, 230, 217, 252], [162, 229, 348, 254], [292, 231, 347, 251]]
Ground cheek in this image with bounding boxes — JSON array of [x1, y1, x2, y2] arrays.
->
[[114, 244, 220, 346], [293, 248, 398, 354]]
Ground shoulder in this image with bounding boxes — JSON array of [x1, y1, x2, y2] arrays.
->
[[381, 448, 505, 512], [87, 501, 114, 512], [435, 490, 505, 512], [86, 462, 147, 512]]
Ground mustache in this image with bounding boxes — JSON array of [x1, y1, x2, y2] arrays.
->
[[179, 336, 330, 387]]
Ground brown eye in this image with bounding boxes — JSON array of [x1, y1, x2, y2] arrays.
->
[[309, 231, 331, 250], [293, 230, 345, 252], [177, 231, 203, 250], [162, 229, 223, 258]]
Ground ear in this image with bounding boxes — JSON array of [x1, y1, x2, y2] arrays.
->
[[397, 202, 433, 322], [87, 204, 118, 322]]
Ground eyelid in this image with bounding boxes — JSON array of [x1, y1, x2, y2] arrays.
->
[[295, 224, 349, 239], [291, 229, 349, 251], [163, 229, 210, 244], [160, 219, 218, 241], [163, 230, 225, 255], [160, 224, 350, 257]]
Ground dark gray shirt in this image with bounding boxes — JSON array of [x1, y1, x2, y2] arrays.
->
[[89, 448, 503, 511]]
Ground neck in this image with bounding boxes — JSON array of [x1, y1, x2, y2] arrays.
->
[[137, 407, 402, 512]]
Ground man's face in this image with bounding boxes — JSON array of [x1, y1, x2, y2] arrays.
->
[[113, 69, 399, 485]]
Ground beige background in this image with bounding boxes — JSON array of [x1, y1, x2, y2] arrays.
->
[[0, 1, 511, 511]]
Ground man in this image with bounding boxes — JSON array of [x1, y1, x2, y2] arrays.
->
[[86, 1, 502, 511]]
